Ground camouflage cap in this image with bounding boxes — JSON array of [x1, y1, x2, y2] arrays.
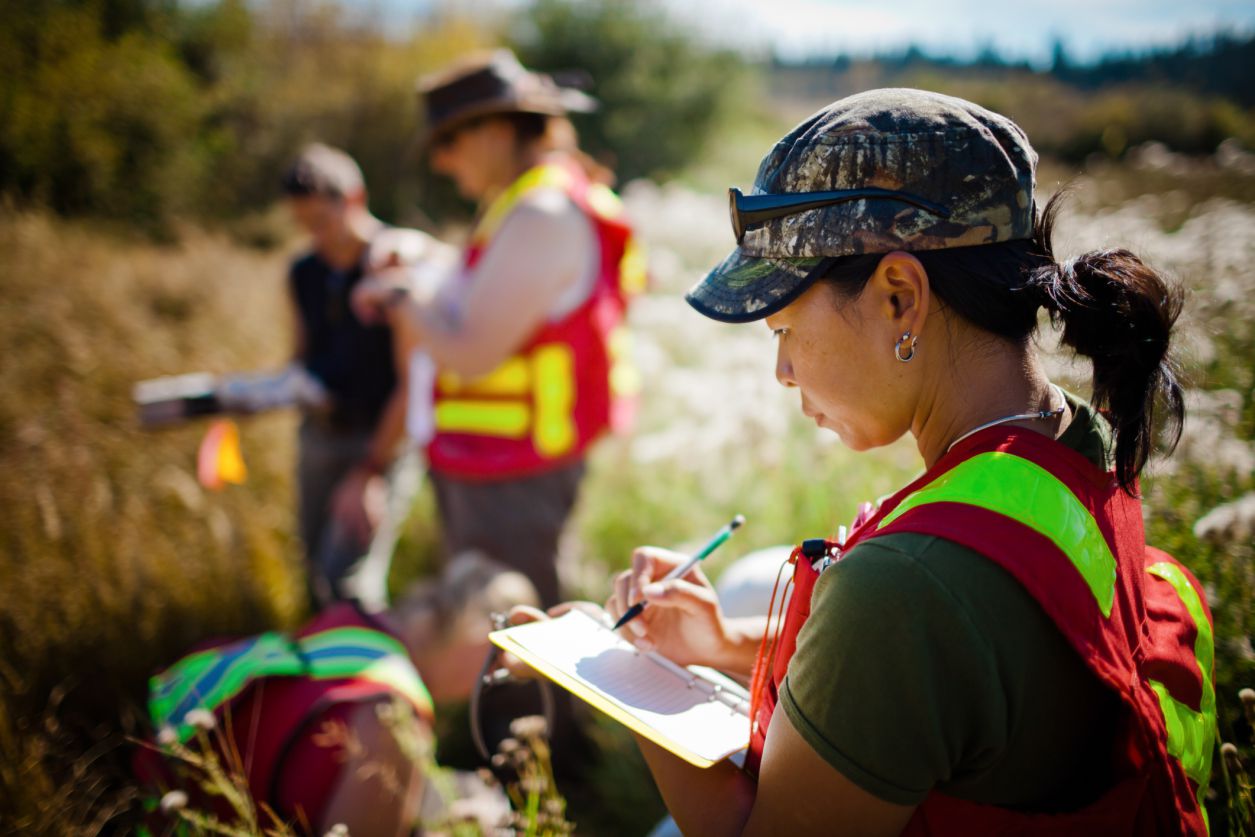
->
[[687, 88, 1038, 323]]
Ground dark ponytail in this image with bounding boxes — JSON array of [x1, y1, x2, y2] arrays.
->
[[820, 190, 1185, 494], [1026, 192, 1185, 493]]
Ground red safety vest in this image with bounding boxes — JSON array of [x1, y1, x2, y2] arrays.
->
[[135, 604, 433, 829], [747, 426, 1215, 835], [427, 157, 643, 480]]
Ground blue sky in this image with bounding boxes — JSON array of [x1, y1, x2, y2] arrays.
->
[[377, 0, 1255, 65], [673, 0, 1255, 63]]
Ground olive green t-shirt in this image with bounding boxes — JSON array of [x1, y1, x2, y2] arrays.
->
[[779, 394, 1123, 810]]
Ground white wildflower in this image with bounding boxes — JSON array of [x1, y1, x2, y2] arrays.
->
[[159, 790, 188, 815]]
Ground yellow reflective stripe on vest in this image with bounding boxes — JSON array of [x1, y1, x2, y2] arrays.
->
[[619, 235, 648, 297], [1146, 561, 1216, 813], [608, 326, 641, 398], [438, 357, 530, 397], [435, 400, 530, 438], [587, 182, 626, 219], [434, 344, 579, 457], [532, 343, 577, 457], [877, 452, 1117, 617], [472, 163, 575, 246]]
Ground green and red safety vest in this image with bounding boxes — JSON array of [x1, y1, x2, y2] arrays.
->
[[149, 610, 433, 745], [748, 426, 1215, 835], [138, 605, 434, 831], [427, 156, 643, 480]]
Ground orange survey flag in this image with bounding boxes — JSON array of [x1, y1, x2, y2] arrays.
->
[[197, 418, 247, 490]]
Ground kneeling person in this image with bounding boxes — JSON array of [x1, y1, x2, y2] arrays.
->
[[135, 554, 536, 836]]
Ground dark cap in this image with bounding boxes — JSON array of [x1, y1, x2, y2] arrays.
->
[[418, 50, 597, 146], [687, 88, 1038, 323]]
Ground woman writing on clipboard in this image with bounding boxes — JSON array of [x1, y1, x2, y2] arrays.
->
[[604, 89, 1216, 835]]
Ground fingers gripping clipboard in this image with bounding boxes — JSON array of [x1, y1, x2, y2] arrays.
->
[[490, 610, 750, 768]]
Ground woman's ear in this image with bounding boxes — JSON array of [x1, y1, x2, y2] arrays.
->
[[868, 251, 931, 336]]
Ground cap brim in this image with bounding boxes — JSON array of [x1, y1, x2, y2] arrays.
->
[[685, 247, 831, 323]]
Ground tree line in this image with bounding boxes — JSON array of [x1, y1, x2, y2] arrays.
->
[[0, 0, 745, 232]]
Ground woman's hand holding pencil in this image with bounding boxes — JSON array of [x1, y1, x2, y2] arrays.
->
[[606, 517, 761, 674]]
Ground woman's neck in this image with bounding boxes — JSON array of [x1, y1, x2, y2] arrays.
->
[[912, 348, 1067, 468], [479, 146, 547, 207]]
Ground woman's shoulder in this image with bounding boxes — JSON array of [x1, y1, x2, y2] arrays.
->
[[808, 531, 1068, 669], [820, 532, 1021, 609], [1057, 388, 1114, 471]]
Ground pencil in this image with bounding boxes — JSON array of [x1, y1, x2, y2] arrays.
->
[[612, 514, 745, 631]]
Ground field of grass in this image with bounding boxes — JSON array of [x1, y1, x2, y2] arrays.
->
[[2, 145, 1254, 833]]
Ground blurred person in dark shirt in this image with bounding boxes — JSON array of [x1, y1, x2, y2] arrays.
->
[[282, 143, 453, 611]]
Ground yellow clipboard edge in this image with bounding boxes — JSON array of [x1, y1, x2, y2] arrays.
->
[[489, 629, 745, 769]]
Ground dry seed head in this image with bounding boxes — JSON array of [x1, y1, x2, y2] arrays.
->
[[184, 708, 217, 731], [1240, 688, 1255, 721], [159, 790, 189, 815], [498, 737, 521, 755], [323, 825, 350, 837], [156, 726, 178, 747], [490, 753, 508, 769], [1221, 741, 1242, 772], [509, 715, 547, 740]]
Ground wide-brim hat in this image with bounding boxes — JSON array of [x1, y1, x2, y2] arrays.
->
[[417, 49, 598, 147], [686, 88, 1038, 323]]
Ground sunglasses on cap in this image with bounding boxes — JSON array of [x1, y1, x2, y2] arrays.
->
[[728, 187, 952, 245]]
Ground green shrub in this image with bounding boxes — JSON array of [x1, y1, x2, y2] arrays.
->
[[510, 0, 750, 184]]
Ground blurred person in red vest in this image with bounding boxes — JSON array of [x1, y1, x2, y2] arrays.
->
[[135, 552, 533, 836], [281, 143, 454, 612], [353, 50, 644, 610], [588, 89, 1214, 835]]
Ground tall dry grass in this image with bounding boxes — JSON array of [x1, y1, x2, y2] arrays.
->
[[0, 211, 307, 832]]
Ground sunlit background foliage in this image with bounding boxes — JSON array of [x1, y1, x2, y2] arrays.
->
[[1, 1, 1252, 833]]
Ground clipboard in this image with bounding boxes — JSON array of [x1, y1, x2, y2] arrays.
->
[[490, 609, 750, 768]]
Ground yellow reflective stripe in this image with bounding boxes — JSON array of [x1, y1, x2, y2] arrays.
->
[[1146, 561, 1216, 813], [435, 400, 530, 438], [295, 628, 435, 718], [437, 357, 530, 397], [472, 163, 575, 245], [618, 235, 648, 296], [532, 344, 577, 457], [1149, 681, 1214, 787], [878, 452, 1117, 616], [586, 183, 625, 219], [608, 326, 640, 398], [1146, 562, 1215, 702], [433, 342, 581, 452]]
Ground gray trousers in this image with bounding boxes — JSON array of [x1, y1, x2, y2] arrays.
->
[[297, 418, 420, 612], [430, 460, 585, 608], [431, 461, 593, 775]]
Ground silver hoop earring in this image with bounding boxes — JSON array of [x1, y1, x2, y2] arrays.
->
[[894, 331, 918, 362]]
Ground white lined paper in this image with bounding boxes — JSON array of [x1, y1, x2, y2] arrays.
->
[[497, 610, 750, 764]]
